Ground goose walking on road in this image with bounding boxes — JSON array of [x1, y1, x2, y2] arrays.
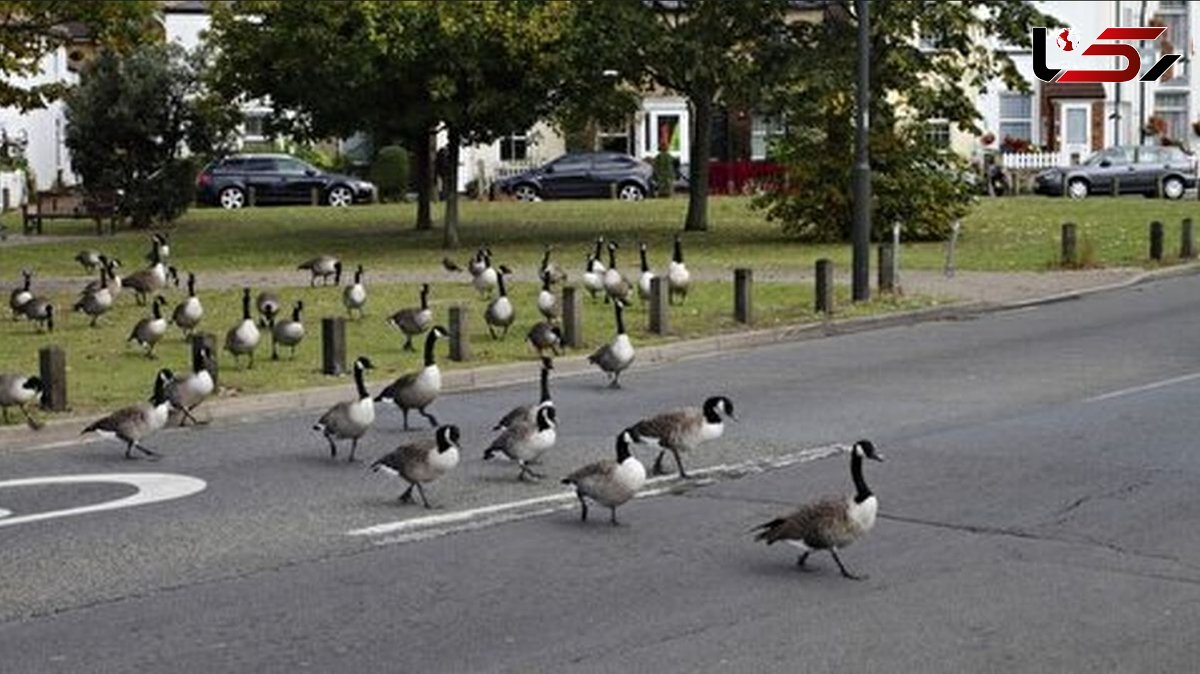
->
[[588, 300, 634, 388], [314, 356, 376, 461], [526, 321, 562, 356], [167, 345, 215, 426], [171, 273, 204, 338], [225, 287, 262, 369], [493, 356, 554, 431], [82, 369, 174, 460], [272, 300, 306, 359], [0, 373, 44, 429], [387, 283, 433, 352], [376, 327, 447, 430], [371, 424, 462, 508], [562, 429, 646, 526], [484, 406, 558, 481], [631, 396, 737, 478]]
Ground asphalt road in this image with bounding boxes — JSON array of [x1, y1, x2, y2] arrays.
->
[[4, 274, 1200, 672]]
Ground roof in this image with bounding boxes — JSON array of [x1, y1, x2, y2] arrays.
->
[[162, 1, 209, 14]]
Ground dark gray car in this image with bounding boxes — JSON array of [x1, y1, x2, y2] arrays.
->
[[1034, 145, 1196, 199], [495, 152, 655, 201]]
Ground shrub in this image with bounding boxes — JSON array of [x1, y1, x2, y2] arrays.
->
[[652, 151, 675, 198], [370, 145, 410, 202]]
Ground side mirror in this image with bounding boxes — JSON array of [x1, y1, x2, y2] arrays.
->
[[543, 165, 555, 174], [1099, 160, 1111, 168], [305, 168, 318, 177]]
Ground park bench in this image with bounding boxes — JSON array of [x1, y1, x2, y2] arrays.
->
[[21, 188, 120, 236]]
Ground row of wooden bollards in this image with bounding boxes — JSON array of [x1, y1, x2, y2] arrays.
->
[[1062, 217, 1195, 267]]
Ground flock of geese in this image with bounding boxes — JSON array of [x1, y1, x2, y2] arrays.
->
[[2, 233, 884, 579]]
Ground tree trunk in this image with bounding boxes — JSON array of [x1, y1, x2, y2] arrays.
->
[[442, 125, 461, 249], [684, 94, 714, 232], [413, 129, 433, 230]]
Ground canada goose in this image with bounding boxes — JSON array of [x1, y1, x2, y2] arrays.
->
[[668, 235, 690, 305], [171, 272, 204, 337], [371, 424, 462, 508], [22, 298, 54, 333], [146, 232, 170, 262], [471, 249, 499, 298], [589, 237, 607, 274], [603, 241, 633, 304], [271, 300, 305, 359], [484, 269, 515, 339], [493, 356, 554, 431], [484, 405, 558, 481], [123, 250, 172, 305], [588, 300, 634, 388], [75, 249, 103, 272], [562, 429, 646, 525], [343, 264, 368, 319], [313, 356, 376, 461], [539, 245, 567, 284], [166, 345, 215, 426], [526, 320, 562, 356], [74, 267, 113, 327], [298, 255, 342, 287], [386, 283, 432, 351], [9, 269, 32, 319], [637, 242, 654, 302], [225, 287, 262, 369], [536, 271, 559, 320], [631, 396, 737, 478], [0, 373, 44, 429], [256, 290, 282, 327], [442, 257, 462, 273], [83, 256, 122, 298], [752, 439, 884, 580], [128, 295, 169, 358], [376, 326, 447, 430], [82, 369, 173, 459], [582, 256, 604, 300]]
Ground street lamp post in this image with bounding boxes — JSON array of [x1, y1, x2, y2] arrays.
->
[[852, 0, 871, 302]]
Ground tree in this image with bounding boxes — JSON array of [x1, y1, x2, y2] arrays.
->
[[64, 42, 239, 228], [755, 1, 1058, 241], [0, 0, 153, 110]]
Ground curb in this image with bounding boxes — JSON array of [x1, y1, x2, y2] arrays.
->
[[4, 263, 1197, 452]]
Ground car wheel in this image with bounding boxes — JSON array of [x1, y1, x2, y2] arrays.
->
[[617, 183, 646, 201], [1162, 176, 1185, 200], [1067, 178, 1089, 199], [513, 184, 540, 202], [327, 185, 354, 207], [219, 186, 246, 210]]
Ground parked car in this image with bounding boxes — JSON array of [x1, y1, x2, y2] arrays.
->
[[196, 154, 377, 209], [495, 152, 656, 201], [1033, 145, 1196, 199]]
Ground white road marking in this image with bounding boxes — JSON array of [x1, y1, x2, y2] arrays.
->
[[349, 443, 845, 544], [1085, 372, 1200, 403], [0, 473, 207, 529]]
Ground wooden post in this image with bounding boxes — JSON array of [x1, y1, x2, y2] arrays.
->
[[877, 244, 895, 293], [1061, 222, 1077, 268], [448, 305, 470, 362], [1150, 220, 1164, 262], [247, 186, 257, 208], [1182, 217, 1195, 260], [190, 332, 218, 390], [1112, 176, 1120, 197], [734, 268, 753, 324], [310, 187, 320, 206], [648, 276, 668, 335], [1, 187, 9, 212], [609, 182, 618, 200], [321, 317, 346, 375], [562, 286, 582, 348], [38, 345, 67, 412], [815, 259, 834, 314]]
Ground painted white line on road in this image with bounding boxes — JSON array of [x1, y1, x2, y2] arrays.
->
[[0, 508, 10, 519], [349, 443, 845, 544], [1085, 372, 1200, 403], [0, 473, 207, 529]]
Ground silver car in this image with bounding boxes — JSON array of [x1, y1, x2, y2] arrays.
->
[[1034, 145, 1197, 199]]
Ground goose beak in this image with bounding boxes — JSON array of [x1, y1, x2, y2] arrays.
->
[[729, 413, 740, 423], [869, 453, 885, 462]]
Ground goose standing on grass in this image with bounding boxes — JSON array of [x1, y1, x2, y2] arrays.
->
[[313, 356, 376, 461], [631, 396, 737, 478], [82, 369, 173, 460], [484, 269, 515, 339], [0, 373, 44, 429], [83, 257, 122, 299], [128, 296, 169, 358], [590, 237, 607, 274], [9, 269, 33, 320], [484, 406, 558, 481], [298, 255, 342, 287], [21, 298, 54, 333], [637, 241, 654, 302], [167, 345, 215, 426], [467, 247, 489, 278], [148, 232, 170, 263], [74, 267, 113, 327], [272, 300, 306, 359], [603, 241, 633, 304], [371, 424, 462, 508], [563, 429, 646, 525], [343, 264, 368, 319], [171, 272, 204, 338], [442, 257, 462, 273], [526, 320, 562, 356], [493, 356, 554, 431], [75, 249, 103, 273], [386, 283, 432, 352], [225, 287, 262, 369], [588, 300, 634, 388], [471, 249, 499, 298], [582, 255, 605, 300], [536, 271, 559, 320], [256, 290, 281, 327], [539, 245, 567, 284], [123, 249, 172, 305], [752, 439, 884, 580], [668, 234, 690, 305], [376, 326, 447, 430]]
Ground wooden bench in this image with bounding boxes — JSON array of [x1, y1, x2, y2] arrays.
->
[[22, 189, 119, 235]]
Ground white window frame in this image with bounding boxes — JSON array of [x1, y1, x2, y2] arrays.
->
[[1155, 91, 1189, 141], [750, 114, 785, 161], [499, 131, 529, 162], [924, 119, 951, 149], [998, 91, 1034, 148]]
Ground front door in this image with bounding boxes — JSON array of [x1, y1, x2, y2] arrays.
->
[[1060, 103, 1092, 165]]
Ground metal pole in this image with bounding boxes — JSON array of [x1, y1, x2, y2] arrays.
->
[[1112, 0, 1121, 146], [852, 0, 871, 302], [1138, 0, 1148, 145]]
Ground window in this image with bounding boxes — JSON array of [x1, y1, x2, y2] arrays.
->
[[549, 155, 591, 172], [274, 158, 311, 175], [242, 158, 274, 172], [499, 132, 528, 162], [597, 123, 631, 154], [1086, 147, 1132, 165], [1156, 3, 1190, 83], [750, 114, 785, 160], [998, 92, 1033, 146], [924, 120, 951, 149], [243, 113, 266, 140], [1155, 92, 1189, 141]]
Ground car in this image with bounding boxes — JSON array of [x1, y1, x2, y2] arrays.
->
[[196, 154, 377, 209], [1033, 145, 1196, 199], [495, 152, 656, 201]]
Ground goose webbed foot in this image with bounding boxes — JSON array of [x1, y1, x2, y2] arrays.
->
[[671, 449, 689, 478], [651, 451, 667, 476], [326, 436, 338, 459], [830, 550, 865, 581], [398, 484, 415, 504], [609, 507, 621, 526], [577, 496, 589, 522], [795, 552, 814, 571], [419, 408, 438, 428]]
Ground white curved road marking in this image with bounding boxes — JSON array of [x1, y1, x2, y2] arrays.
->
[[0, 473, 206, 529]]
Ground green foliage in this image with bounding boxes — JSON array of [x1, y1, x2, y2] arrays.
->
[[288, 144, 336, 171], [370, 145, 411, 202], [653, 151, 675, 199]]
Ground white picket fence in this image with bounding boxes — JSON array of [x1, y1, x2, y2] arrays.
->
[[1000, 151, 1066, 170]]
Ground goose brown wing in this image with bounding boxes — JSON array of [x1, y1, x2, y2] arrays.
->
[[85, 404, 147, 437], [631, 409, 695, 447], [563, 459, 617, 487], [754, 496, 849, 548], [372, 439, 435, 474]]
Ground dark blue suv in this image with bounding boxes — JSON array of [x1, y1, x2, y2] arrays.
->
[[197, 154, 377, 209], [495, 152, 655, 201]]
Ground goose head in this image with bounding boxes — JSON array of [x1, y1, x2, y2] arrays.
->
[[353, 356, 375, 371], [436, 424, 461, 452], [703, 395, 737, 423], [852, 439, 884, 462], [536, 405, 557, 430], [615, 428, 636, 462], [22, 376, 44, 393]]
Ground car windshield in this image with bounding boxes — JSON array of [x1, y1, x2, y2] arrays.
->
[[547, 155, 591, 172], [1086, 148, 1131, 165]]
